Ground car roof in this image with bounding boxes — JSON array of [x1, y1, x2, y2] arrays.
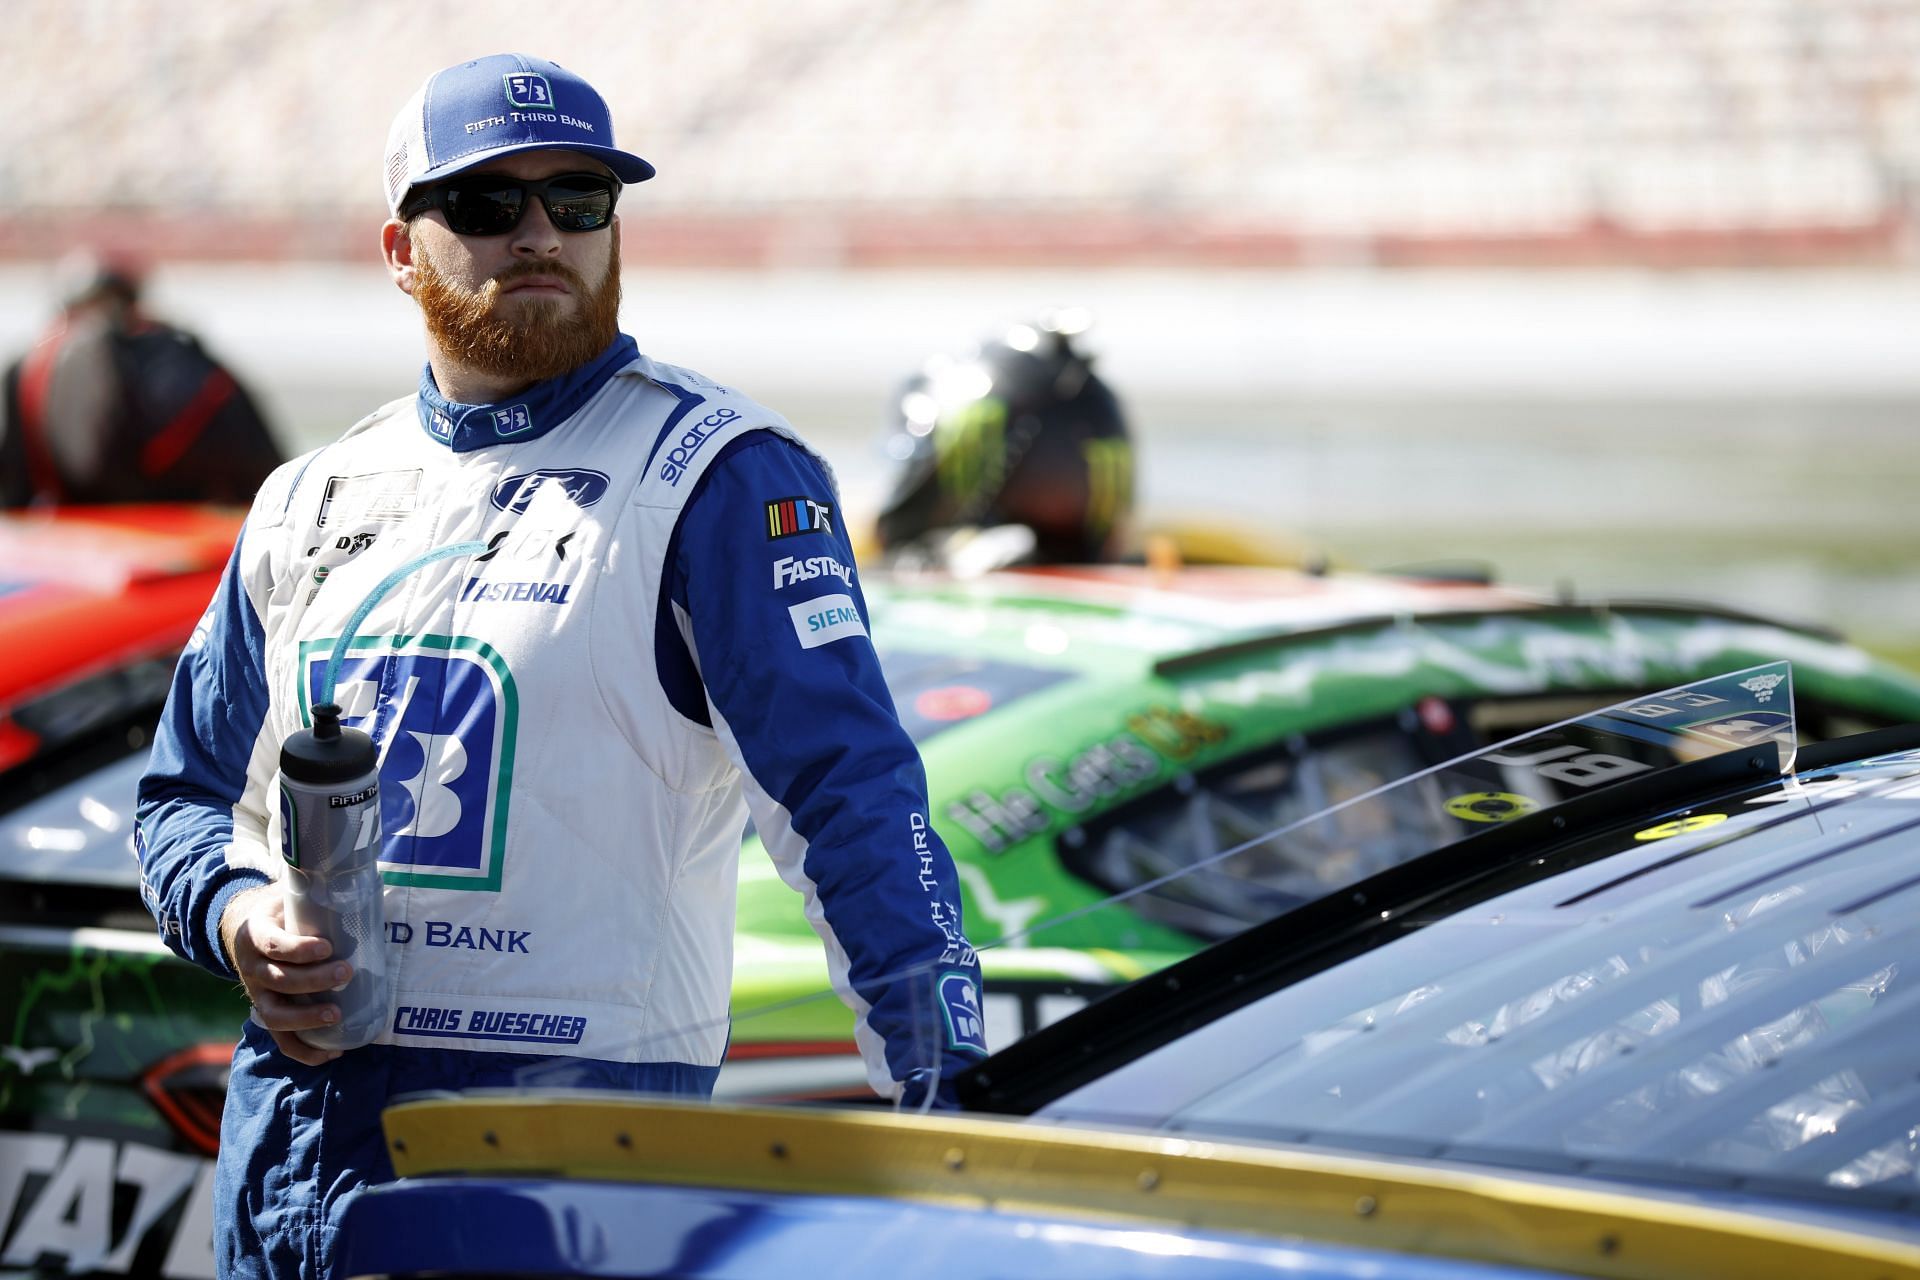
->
[[873, 565, 1555, 668], [973, 723, 1920, 1221], [869, 564, 1870, 680]]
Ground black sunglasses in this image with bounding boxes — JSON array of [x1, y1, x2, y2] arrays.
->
[[401, 171, 620, 236]]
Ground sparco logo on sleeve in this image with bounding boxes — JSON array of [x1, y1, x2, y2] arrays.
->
[[789, 593, 866, 648], [657, 405, 741, 485], [490, 469, 611, 514]]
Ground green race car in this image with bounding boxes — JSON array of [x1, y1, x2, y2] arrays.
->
[[719, 562, 1920, 1096]]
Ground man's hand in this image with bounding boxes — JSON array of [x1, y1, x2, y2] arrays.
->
[[219, 884, 352, 1066]]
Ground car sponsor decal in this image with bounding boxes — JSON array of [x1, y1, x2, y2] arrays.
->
[[490, 468, 611, 514], [1634, 813, 1729, 841], [1126, 706, 1229, 760], [1444, 791, 1539, 823], [317, 470, 422, 527], [1683, 711, 1796, 748], [772, 554, 853, 589], [789, 594, 866, 648], [1481, 742, 1654, 789], [299, 634, 517, 892], [0, 1133, 216, 1279], [765, 496, 834, 539], [2, 1044, 58, 1074], [943, 706, 1228, 852]]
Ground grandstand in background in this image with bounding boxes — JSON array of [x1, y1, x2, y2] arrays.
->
[[5, 0, 1917, 268]]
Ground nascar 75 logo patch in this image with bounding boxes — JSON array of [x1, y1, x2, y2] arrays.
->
[[766, 496, 834, 539]]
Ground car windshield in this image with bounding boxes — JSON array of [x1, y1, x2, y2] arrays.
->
[[1032, 661, 1800, 947], [1038, 674, 1920, 1211]]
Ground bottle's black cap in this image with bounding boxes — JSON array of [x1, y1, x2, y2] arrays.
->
[[280, 703, 378, 785]]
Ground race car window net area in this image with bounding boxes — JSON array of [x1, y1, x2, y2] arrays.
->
[[1039, 720, 1920, 1209], [1057, 662, 1800, 942], [1057, 721, 1461, 941], [685, 662, 1803, 1111]]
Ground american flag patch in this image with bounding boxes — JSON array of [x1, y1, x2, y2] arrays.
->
[[765, 497, 834, 540]]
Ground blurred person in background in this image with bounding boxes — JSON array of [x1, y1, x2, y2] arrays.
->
[[0, 251, 283, 507], [134, 53, 982, 1280], [871, 311, 1136, 574]]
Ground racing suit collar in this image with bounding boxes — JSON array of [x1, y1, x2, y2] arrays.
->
[[415, 334, 639, 452]]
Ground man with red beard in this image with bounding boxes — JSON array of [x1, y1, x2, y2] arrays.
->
[[136, 54, 985, 1280]]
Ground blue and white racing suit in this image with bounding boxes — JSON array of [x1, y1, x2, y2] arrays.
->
[[136, 335, 985, 1278]]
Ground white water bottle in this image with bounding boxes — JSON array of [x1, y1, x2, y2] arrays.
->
[[278, 702, 390, 1051]]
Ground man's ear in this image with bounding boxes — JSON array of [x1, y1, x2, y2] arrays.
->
[[382, 219, 416, 295]]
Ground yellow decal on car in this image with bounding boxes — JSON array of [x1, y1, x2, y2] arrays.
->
[[1444, 791, 1539, 823]]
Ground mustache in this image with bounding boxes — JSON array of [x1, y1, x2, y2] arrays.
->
[[486, 261, 589, 294]]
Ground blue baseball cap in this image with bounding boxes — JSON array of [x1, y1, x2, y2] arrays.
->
[[383, 54, 655, 215]]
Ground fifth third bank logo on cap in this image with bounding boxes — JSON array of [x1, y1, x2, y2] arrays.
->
[[503, 73, 552, 108]]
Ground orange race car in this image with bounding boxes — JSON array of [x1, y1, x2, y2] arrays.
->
[[0, 504, 242, 772]]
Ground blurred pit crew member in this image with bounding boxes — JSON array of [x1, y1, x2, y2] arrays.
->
[[872, 312, 1135, 574], [135, 53, 983, 1280], [0, 251, 284, 506]]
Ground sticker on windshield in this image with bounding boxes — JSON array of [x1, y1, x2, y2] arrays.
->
[[1444, 791, 1539, 823], [1634, 813, 1729, 841]]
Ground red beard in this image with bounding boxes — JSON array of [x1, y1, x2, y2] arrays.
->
[[413, 237, 622, 387]]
